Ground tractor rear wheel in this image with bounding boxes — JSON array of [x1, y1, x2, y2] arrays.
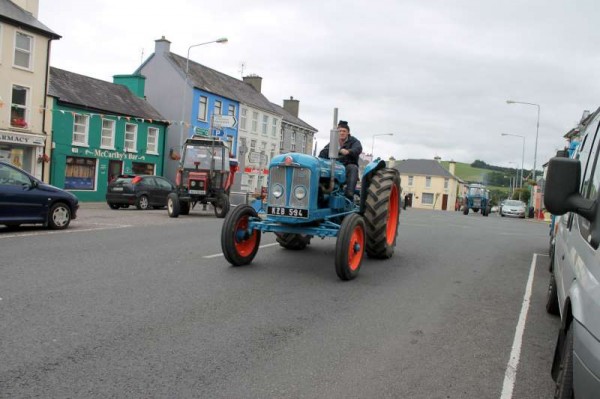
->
[[364, 168, 400, 259], [221, 204, 261, 266], [167, 193, 180, 218], [275, 233, 312, 250], [180, 200, 190, 215], [335, 213, 366, 280], [213, 193, 230, 218]]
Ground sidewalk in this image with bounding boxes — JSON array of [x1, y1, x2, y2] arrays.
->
[[78, 202, 109, 209]]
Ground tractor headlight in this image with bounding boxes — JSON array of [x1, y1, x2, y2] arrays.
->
[[272, 184, 284, 198], [191, 181, 197, 187], [294, 186, 307, 200]]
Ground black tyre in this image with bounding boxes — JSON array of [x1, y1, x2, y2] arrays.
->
[[213, 192, 230, 218], [364, 168, 400, 259], [136, 195, 149, 210], [180, 201, 191, 215], [463, 206, 469, 215], [108, 203, 120, 210], [221, 204, 261, 266], [48, 202, 72, 230], [275, 233, 312, 250], [546, 273, 559, 315], [554, 328, 573, 399], [167, 193, 180, 218], [335, 213, 366, 281]]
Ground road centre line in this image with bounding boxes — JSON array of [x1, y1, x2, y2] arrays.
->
[[499, 253, 539, 399], [203, 242, 279, 258]]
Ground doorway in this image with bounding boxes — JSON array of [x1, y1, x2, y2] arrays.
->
[[108, 160, 122, 183], [442, 194, 448, 210]]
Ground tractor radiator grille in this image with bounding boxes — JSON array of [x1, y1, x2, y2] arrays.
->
[[268, 166, 286, 207], [289, 168, 310, 208]]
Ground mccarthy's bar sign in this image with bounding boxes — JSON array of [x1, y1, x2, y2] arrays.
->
[[81, 148, 147, 161]]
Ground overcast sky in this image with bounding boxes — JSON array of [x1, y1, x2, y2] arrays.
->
[[38, 0, 600, 171]]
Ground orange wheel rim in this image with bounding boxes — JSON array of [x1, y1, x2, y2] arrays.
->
[[386, 184, 399, 245], [234, 215, 257, 256], [348, 224, 364, 271]]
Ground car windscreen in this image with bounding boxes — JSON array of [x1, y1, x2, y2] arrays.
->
[[183, 145, 229, 170]]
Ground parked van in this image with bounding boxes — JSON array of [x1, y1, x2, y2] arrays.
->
[[544, 116, 600, 398]]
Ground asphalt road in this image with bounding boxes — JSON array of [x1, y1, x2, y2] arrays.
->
[[0, 205, 559, 398]]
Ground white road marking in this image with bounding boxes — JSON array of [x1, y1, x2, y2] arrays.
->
[[203, 242, 279, 258], [499, 253, 539, 399], [0, 224, 131, 239]]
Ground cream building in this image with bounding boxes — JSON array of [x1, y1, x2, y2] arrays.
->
[[394, 158, 461, 211], [0, 0, 59, 180]]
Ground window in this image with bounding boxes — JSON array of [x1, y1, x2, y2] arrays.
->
[[124, 123, 137, 152], [280, 133, 284, 150], [198, 96, 208, 121], [240, 108, 247, 130], [14, 32, 32, 69], [132, 162, 154, 175], [101, 119, 115, 149], [408, 176, 414, 186], [422, 193, 434, 205], [252, 111, 258, 132], [147, 127, 159, 153], [0, 163, 30, 186], [260, 141, 267, 151], [72, 114, 89, 145], [291, 131, 296, 151], [228, 104, 235, 116], [214, 100, 222, 116], [10, 85, 29, 129], [425, 176, 432, 188], [262, 115, 268, 135], [301, 135, 307, 153], [272, 118, 278, 136], [444, 178, 449, 189], [250, 139, 256, 150], [270, 143, 276, 162], [65, 156, 96, 190]]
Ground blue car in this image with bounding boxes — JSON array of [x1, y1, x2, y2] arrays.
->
[[0, 160, 79, 230]]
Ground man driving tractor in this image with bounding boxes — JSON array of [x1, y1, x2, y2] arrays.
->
[[318, 120, 362, 199]]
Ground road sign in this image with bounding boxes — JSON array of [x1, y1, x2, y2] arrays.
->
[[212, 115, 238, 129]]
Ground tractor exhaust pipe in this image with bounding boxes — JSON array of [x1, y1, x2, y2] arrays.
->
[[328, 108, 340, 192]]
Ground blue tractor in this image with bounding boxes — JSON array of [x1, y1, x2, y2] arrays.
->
[[220, 129, 401, 280], [462, 183, 490, 216]]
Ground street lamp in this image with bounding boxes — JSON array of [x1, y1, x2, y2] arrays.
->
[[179, 38, 228, 149], [371, 133, 394, 158], [501, 133, 525, 188]]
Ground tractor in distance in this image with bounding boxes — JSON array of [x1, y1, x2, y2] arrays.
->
[[220, 122, 401, 281], [167, 135, 238, 218], [462, 183, 491, 216]]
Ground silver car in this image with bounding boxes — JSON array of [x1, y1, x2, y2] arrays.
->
[[500, 199, 526, 218], [544, 118, 600, 398]]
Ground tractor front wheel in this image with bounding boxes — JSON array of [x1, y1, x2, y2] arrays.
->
[[275, 233, 312, 250], [364, 168, 400, 259], [335, 213, 366, 280], [167, 193, 180, 218], [213, 193, 230, 218], [221, 204, 261, 266]]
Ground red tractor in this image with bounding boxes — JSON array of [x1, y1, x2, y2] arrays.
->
[[167, 136, 238, 218]]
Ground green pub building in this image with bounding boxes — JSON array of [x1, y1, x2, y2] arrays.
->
[[47, 67, 169, 201]]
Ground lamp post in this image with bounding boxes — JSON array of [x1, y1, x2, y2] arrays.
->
[[501, 133, 525, 188], [506, 100, 540, 212], [178, 38, 228, 149], [371, 133, 394, 159]]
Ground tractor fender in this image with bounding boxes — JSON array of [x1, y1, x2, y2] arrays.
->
[[359, 158, 389, 214]]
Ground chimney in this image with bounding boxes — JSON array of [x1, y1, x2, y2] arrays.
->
[[113, 74, 146, 98], [11, 0, 39, 18], [449, 161, 456, 175], [243, 74, 262, 93], [155, 36, 171, 55], [283, 96, 299, 118], [434, 156, 441, 163]]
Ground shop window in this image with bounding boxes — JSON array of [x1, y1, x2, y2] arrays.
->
[[14, 32, 32, 69], [73, 114, 89, 145], [11, 85, 29, 129], [124, 123, 137, 152], [422, 193, 434, 205], [101, 119, 115, 149], [65, 156, 96, 190], [147, 127, 158, 154], [132, 162, 154, 175]]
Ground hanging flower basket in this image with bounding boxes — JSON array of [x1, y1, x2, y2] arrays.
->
[[37, 153, 50, 163]]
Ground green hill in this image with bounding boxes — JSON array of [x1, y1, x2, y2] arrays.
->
[[440, 161, 491, 183]]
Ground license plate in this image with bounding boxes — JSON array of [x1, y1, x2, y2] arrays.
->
[[189, 190, 206, 195], [267, 206, 309, 218], [112, 187, 123, 192]]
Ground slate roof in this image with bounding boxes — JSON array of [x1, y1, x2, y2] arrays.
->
[[168, 53, 280, 115], [394, 159, 457, 179], [270, 103, 317, 132], [48, 67, 165, 122], [0, 0, 60, 39]]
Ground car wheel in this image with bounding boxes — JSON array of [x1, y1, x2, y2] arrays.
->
[[167, 193, 180, 218], [546, 273, 559, 315], [48, 202, 72, 230], [136, 195, 149, 210], [554, 327, 574, 399], [108, 203, 120, 210]]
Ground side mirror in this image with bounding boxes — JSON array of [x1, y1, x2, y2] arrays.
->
[[544, 157, 595, 220]]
